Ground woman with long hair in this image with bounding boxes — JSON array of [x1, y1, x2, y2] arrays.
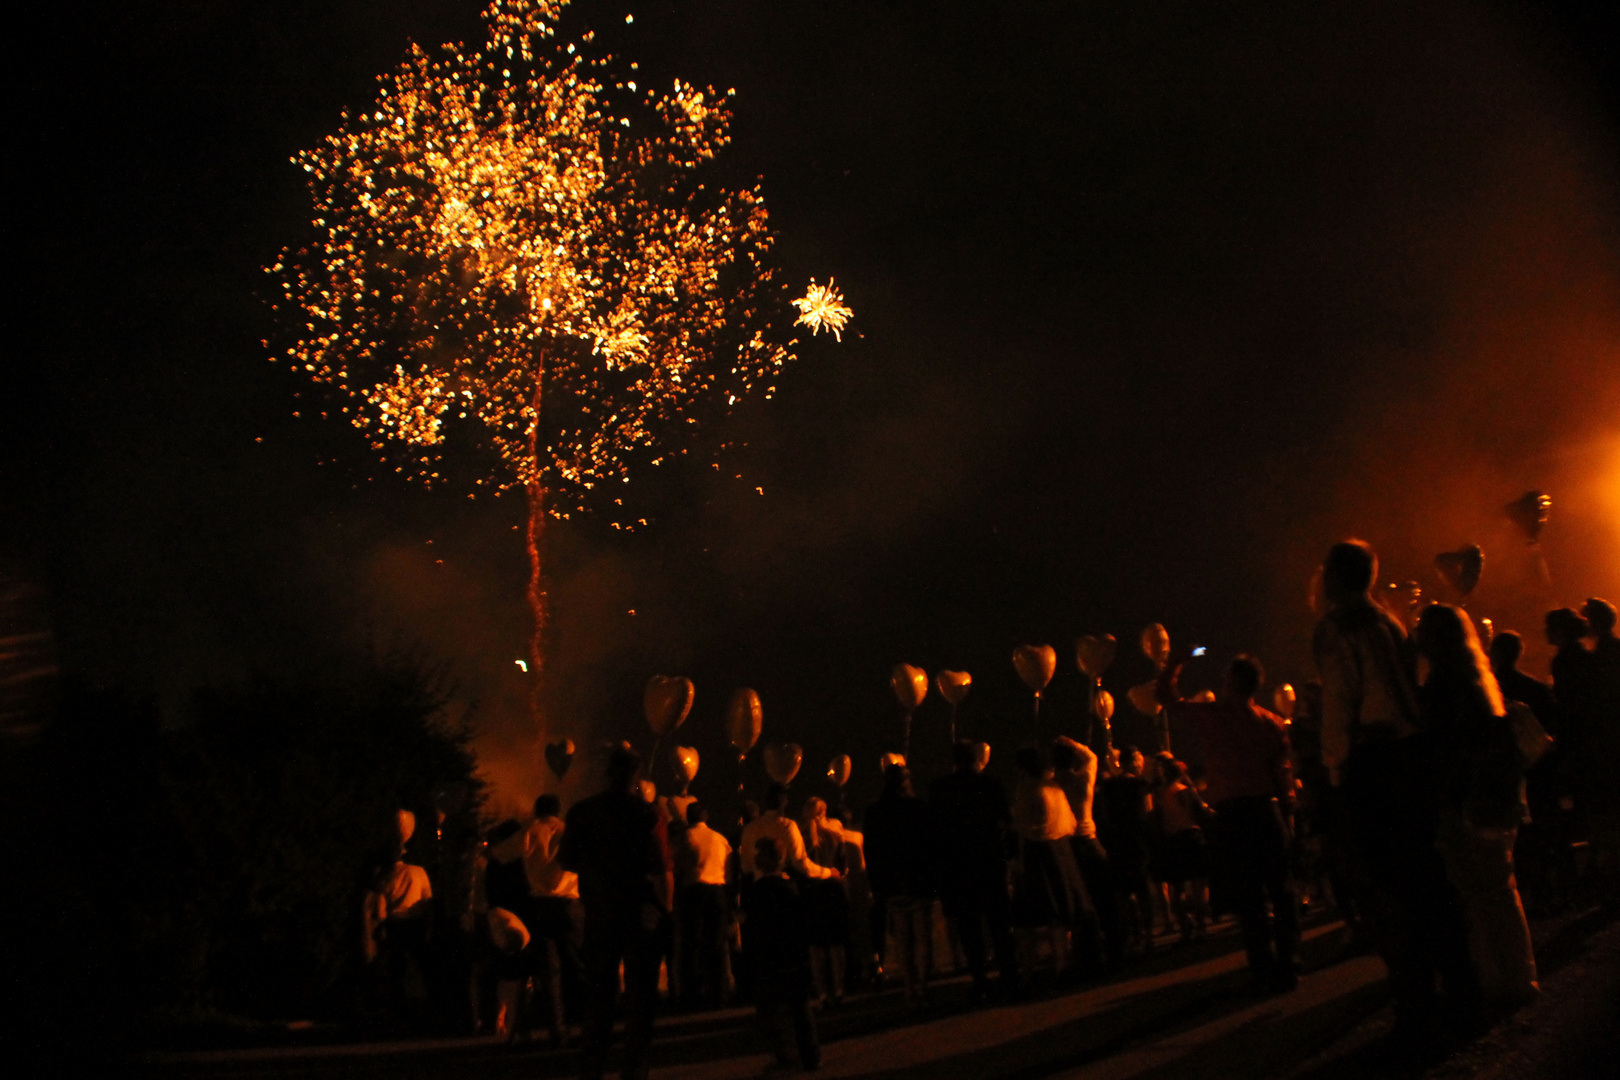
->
[[1415, 603, 1539, 1010]]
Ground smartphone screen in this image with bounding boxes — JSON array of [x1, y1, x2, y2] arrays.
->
[[1191, 646, 1207, 657]]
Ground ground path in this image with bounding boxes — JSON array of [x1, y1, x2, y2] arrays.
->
[[139, 910, 1617, 1080]]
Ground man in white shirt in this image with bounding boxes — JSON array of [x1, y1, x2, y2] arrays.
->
[[739, 784, 839, 884], [679, 802, 733, 1009], [523, 794, 583, 1045]]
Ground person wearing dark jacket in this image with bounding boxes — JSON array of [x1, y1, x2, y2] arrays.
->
[[929, 740, 1017, 1002], [1158, 650, 1299, 991], [558, 745, 672, 1080], [864, 764, 936, 1001], [1583, 598, 1620, 908], [741, 837, 821, 1072], [1488, 632, 1554, 728]]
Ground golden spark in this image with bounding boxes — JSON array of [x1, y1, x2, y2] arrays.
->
[[792, 278, 854, 341]]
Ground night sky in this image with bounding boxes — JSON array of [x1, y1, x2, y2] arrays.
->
[[10, 1, 1620, 812]]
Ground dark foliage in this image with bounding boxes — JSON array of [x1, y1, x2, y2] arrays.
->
[[0, 651, 484, 1051]]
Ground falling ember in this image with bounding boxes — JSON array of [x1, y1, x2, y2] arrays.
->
[[792, 278, 854, 341]]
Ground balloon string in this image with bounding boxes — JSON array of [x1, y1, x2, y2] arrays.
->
[[650, 732, 666, 791]]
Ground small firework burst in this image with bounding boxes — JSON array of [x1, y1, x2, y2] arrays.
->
[[792, 278, 854, 341]]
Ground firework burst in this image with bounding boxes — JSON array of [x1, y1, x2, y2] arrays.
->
[[267, 0, 849, 715], [792, 278, 854, 341], [268, 0, 848, 519]]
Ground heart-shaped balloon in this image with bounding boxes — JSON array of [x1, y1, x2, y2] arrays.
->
[[1504, 490, 1551, 543], [879, 751, 907, 772], [1434, 544, 1484, 597], [1075, 634, 1118, 678], [674, 746, 700, 783], [936, 670, 972, 706], [827, 754, 852, 787], [1127, 681, 1160, 716], [973, 742, 992, 771], [544, 738, 576, 780], [644, 675, 695, 736], [727, 688, 763, 752], [1273, 683, 1296, 720], [1013, 644, 1057, 693], [639, 779, 657, 803], [1094, 689, 1115, 724], [763, 743, 803, 785], [891, 663, 928, 710], [1140, 624, 1172, 669]]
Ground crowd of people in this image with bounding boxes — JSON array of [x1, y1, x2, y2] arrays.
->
[[359, 539, 1619, 1078]]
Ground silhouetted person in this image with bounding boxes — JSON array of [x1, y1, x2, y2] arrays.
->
[[1488, 632, 1554, 727], [741, 837, 821, 1071], [1158, 651, 1298, 991], [1488, 631, 1567, 915], [1313, 540, 1476, 1049], [1096, 747, 1154, 955], [865, 764, 937, 1001], [1546, 608, 1598, 754], [1581, 597, 1620, 908], [1417, 604, 1540, 1010], [678, 802, 732, 1010], [930, 739, 1018, 1003], [558, 745, 672, 1080]]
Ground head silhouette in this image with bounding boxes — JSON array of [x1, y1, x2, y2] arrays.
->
[[1584, 597, 1617, 637], [762, 782, 788, 813], [1545, 607, 1589, 650], [1014, 746, 1046, 780], [1322, 540, 1377, 609], [1488, 630, 1524, 671], [1224, 654, 1265, 703], [881, 764, 911, 799], [753, 837, 783, 876], [533, 793, 561, 819], [606, 744, 642, 793], [1050, 739, 1079, 772]]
